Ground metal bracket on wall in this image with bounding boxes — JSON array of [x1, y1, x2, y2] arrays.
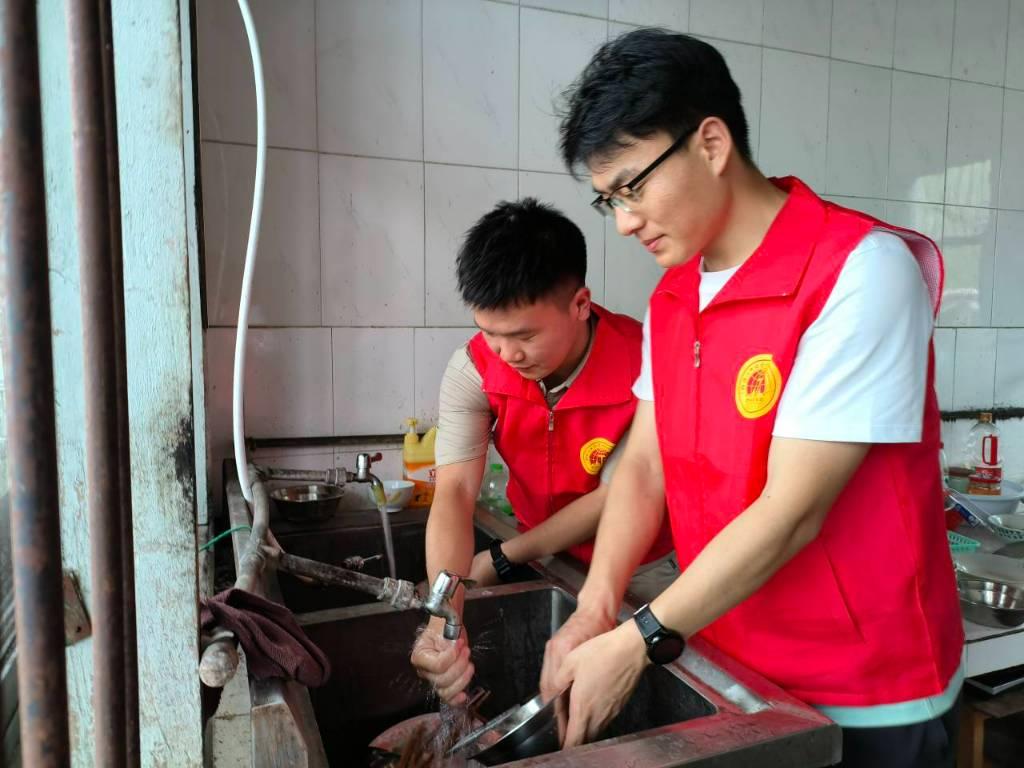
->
[[63, 572, 91, 647]]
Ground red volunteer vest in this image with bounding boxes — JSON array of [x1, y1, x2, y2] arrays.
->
[[649, 178, 963, 707], [469, 304, 674, 564]]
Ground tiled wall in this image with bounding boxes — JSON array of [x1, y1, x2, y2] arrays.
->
[[197, 0, 1024, 493]]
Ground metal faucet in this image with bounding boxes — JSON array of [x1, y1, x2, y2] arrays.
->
[[423, 570, 464, 640], [353, 452, 386, 507]]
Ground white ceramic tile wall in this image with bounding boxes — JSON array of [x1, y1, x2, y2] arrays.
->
[[995, 329, 1024, 407], [951, 0, 1009, 86], [690, 0, 764, 45], [1008, 0, 1024, 89], [423, 0, 518, 168], [759, 49, 829, 187], [941, 205, 996, 327], [413, 327, 477, 425], [763, 0, 832, 57], [953, 328, 998, 409], [331, 328, 415, 434], [315, 0, 422, 160], [201, 143, 321, 326], [197, 0, 1024, 482], [894, 0, 955, 77], [518, 8, 607, 173], [888, 72, 949, 203], [609, 0, 689, 31], [830, 0, 897, 68], [424, 164, 517, 326], [826, 61, 892, 197], [992, 210, 1024, 326], [197, 0, 316, 150]]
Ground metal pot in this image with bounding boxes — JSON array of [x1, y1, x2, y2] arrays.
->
[[958, 576, 1024, 628], [448, 687, 568, 765], [268, 483, 344, 522]]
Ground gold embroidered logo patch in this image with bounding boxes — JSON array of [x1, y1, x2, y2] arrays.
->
[[580, 437, 615, 475], [735, 354, 782, 419]]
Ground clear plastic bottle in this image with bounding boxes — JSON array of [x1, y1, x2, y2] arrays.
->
[[939, 441, 949, 487], [965, 413, 1002, 496], [480, 463, 513, 516]]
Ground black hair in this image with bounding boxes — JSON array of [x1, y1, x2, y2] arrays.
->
[[559, 28, 752, 176], [456, 198, 586, 310]]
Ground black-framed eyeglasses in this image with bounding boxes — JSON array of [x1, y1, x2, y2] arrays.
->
[[590, 130, 694, 217]]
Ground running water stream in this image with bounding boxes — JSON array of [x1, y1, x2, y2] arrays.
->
[[370, 482, 398, 579]]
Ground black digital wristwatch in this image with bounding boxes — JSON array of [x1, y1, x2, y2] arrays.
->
[[632, 603, 685, 665]]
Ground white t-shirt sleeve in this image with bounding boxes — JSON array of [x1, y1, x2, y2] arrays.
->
[[632, 307, 654, 401], [772, 230, 934, 443]]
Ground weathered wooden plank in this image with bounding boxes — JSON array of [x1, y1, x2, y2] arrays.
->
[[37, 0, 204, 764], [111, 0, 203, 763]]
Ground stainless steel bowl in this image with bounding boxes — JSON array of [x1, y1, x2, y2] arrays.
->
[[448, 687, 568, 765], [958, 576, 1024, 628], [269, 483, 344, 522]]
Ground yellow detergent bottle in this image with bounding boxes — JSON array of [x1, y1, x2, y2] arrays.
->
[[403, 417, 437, 508]]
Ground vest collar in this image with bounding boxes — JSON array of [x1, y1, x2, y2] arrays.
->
[[478, 304, 635, 408], [656, 177, 827, 308]]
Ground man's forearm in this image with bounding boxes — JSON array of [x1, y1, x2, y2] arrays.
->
[[502, 485, 607, 564], [577, 459, 665, 622], [425, 483, 477, 593]]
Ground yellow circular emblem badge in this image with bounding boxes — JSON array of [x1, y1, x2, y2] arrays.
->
[[735, 354, 782, 419], [580, 437, 615, 475]]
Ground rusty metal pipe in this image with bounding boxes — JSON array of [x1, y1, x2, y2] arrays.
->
[[68, 0, 128, 765], [97, 1, 140, 763], [199, 466, 271, 687], [0, 3, 72, 766]]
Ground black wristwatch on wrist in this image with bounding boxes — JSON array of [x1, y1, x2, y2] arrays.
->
[[632, 603, 685, 665], [489, 539, 516, 582]]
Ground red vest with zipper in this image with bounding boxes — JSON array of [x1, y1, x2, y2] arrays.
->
[[649, 177, 963, 707], [468, 304, 674, 564]]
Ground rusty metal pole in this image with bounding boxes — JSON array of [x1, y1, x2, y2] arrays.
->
[[0, 2, 73, 767], [97, 2, 140, 764], [67, 0, 127, 766]]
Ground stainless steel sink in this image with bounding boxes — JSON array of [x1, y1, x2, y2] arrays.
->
[[223, 479, 840, 768], [298, 584, 717, 765]]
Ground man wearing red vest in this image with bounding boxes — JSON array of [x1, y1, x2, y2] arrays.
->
[[539, 30, 963, 768], [410, 198, 675, 704]]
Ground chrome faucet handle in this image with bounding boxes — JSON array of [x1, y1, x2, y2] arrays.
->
[[354, 452, 383, 482], [424, 570, 465, 640], [427, 570, 462, 604]]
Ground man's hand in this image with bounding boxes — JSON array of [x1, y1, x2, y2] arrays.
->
[[467, 549, 500, 588], [410, 621, 475, 704], [553, 621, 649, 748], [539, 609, 614, 702]]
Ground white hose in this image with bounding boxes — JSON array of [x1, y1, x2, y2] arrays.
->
[[232, 0, 266, 503]]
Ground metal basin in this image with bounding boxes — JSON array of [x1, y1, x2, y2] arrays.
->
[[272, 516, 539, 613], [959, 577, 1024, 628], [299, 584, 715, 766]]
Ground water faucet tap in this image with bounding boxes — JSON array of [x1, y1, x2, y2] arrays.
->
[[423, 570, 464, 640], [353, 452, 382, 482], [349, 451, 385, 505]]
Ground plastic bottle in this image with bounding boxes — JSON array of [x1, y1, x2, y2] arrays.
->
[[480, 463, 513, 516], [939, 441, 950, 487], [403, 417, 437, 508], [965, 412, 1002, 496]]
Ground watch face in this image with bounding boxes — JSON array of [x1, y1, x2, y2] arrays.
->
[[649, 634, 685, 665]]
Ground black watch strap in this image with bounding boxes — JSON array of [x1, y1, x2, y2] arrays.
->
[[489, 539, 515, 582], [633, 603, 685, 665]]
